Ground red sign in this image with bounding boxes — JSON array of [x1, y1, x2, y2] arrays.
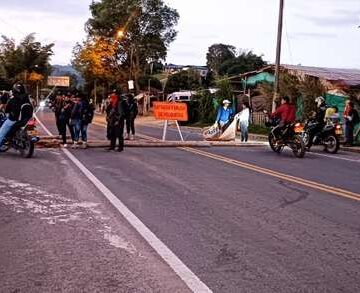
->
[[153, 102, 188, 121]]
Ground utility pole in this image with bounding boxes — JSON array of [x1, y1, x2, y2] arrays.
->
[[273, 0, 284, 112]]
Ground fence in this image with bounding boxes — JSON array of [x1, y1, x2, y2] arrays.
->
[[252, 111, 266, 125]]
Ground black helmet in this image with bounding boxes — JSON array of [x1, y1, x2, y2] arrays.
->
[[12, 83, 26, 95]]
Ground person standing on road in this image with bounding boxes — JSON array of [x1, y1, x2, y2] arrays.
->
[[343, 100, 359, 146], [125, 94, 138, 140], [71, 95, 94, 149], [106, 93, 128, 152], [236, 101, 250, 142], [53, 93, 64, 135], [59, 95, 75, 147], [215, 100, 234, 132]]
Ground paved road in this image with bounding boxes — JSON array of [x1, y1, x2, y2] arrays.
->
[[1, 108, 360, 292]]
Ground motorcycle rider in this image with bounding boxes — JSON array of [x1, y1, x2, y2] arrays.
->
[[270, 96, 296, 139], [310, 96, 328, 144], [0, 83, 33, 148]]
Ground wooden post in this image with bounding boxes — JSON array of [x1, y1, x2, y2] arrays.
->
[[273, 0, 284, 112]]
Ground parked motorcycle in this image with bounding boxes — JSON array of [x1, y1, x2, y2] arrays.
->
[[301, 119, 342, 154], [265, 115, 306, 158], [0, 112, 39, 158]]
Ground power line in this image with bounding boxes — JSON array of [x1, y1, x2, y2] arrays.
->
[[284, 17, 294, 64]]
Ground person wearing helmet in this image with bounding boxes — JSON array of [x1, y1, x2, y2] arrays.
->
[[306, 96, 328, 145], [314, 96, 327, 123], [0, 83, 33, 148]]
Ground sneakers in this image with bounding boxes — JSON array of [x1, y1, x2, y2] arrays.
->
[[82, 142, 88, 149], [63, 144, 68, 148], [130, 134, 135, 140], [72, 142, 78, 149]]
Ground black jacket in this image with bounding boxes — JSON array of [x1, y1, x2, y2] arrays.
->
[[6, 94, 33, 122], [107, 98, 129, 127], [127, 97, 138, 119]]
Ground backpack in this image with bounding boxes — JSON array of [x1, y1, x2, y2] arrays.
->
[[352, 109, 359, 125]]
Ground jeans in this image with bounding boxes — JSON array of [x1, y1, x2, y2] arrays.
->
[[240, 122, 248, 142], [74, 120, 88, 142], [126, 118, 135, 135], [0, 119, 16, 147]]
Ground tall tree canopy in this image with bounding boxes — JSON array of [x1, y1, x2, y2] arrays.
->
[[206, 44, 266, 77], [218, 50, 266, 76], [73, 0, 179, 92], [0, 34, 53, 90], [206, 44, 236, 76]]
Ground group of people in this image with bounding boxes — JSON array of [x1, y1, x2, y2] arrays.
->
[[215, 95, 359, 146], [215, 99, 251, 142], [0, 84, 33, 149], [51, 90, 138, 151], [52, 93, 94, 148]]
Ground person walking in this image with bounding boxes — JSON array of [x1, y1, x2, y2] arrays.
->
[[106, 93, 128, 152], [237, 101, 251, 142], [125, 94, 138, 140]]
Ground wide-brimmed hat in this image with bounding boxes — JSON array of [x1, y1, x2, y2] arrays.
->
[[222, 99, 231, 104]]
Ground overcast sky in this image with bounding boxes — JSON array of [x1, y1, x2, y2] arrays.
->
[[0, 0, 359, 68]]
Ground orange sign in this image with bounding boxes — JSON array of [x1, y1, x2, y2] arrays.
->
[[154, 102, 188, 121]]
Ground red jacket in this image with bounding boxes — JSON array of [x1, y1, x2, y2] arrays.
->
[[109, 94, 119, 109], [271, 103, 296, 123]]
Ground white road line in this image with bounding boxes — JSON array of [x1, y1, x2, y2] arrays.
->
[[35, 114, 212, 293], [309, 152, 360, 163], [34, 113, 53, 136]]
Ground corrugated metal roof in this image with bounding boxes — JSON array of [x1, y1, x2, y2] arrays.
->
[[283, 65, 360, 87]]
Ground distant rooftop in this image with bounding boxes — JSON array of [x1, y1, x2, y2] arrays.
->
[[239, 64, 360, 87], [283, 65, 360, 87]]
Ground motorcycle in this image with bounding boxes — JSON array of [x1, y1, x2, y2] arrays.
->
[[301, 119, 342, 154], [0, 112, 39, 158], [265, 114, 306, 158]]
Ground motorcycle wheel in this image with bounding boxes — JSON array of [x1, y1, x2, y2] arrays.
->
[[268, 133, 282, 153], [20, 137, 35, 158], [302, 132, 312, 150], [324, 135, 339, 154], [291, 135, 306, 158]]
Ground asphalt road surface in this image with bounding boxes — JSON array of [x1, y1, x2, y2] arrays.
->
[[1, 108, 360, 293]]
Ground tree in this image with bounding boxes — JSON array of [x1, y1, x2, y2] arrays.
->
[[215, 79, 234, 105], [81, 0, 179, 92], [164, 70, 201, 94], [0, 34, 53, 94], [196, 90, 216, 123], [298, 76, 325, 120], [206, 44, 236, 76], [218, 50, 266, 76]]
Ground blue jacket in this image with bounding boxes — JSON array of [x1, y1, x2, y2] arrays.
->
[[216, 106, 234, 123]]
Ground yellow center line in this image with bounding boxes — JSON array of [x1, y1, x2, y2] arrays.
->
[[93, 120, 360, 202]]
